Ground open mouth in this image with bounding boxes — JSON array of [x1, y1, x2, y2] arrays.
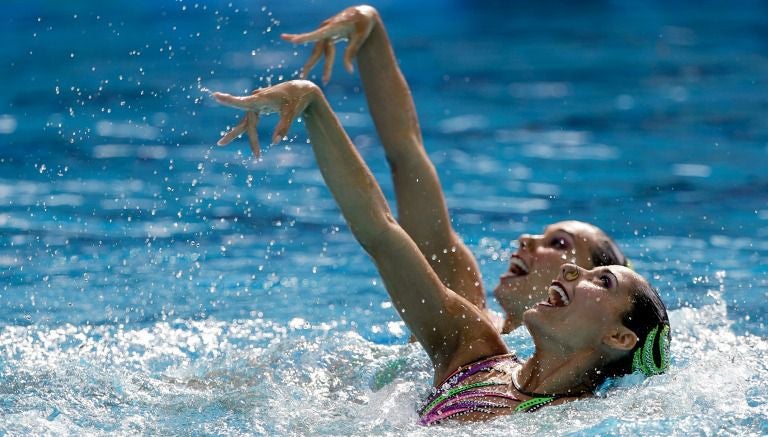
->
[[502, 255, 529, 278], [542, 281, 570, 307]]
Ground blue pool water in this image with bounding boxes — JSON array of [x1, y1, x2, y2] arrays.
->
[[1, 0, 767, 434]]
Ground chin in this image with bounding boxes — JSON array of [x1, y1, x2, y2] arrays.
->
[[494, 284, 522, 317], [522, 305, 559, 330], [498, 281, 539, 308], [521, 306, 541, 328], [492, 282, 511, 306]]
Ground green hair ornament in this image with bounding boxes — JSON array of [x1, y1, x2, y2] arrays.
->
[[631, 324, 670, 377]]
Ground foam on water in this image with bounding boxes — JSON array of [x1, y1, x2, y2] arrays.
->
[[1, 293, 765, 436]]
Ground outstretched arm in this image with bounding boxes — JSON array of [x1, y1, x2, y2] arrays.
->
[[213, 81, 506, 382], [282, 6, 485, 309]]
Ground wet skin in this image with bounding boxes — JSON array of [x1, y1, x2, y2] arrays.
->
[[494, 220, 617, 333]]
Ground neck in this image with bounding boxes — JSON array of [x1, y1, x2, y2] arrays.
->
[[503, 304, 530, 333], [516, 347, 598, 397], [502, 316, 522, 333]]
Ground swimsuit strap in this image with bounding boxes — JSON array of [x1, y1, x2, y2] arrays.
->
[[510, 370, 589, 413], [514, 395, 555, 413], [510, 377, 557, 413]]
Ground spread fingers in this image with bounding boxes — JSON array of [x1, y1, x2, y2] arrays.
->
[[322, 40, 335, 85], [212, 92, 253, 110], [245, 111, 261, 157], [300, 42, 325, 79], [217, 115, 248, 146]]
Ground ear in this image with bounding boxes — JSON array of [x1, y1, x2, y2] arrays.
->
[[602, 326, 638, 351]]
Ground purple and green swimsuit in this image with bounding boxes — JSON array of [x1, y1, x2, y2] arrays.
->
[[418, 354, 557, 425]]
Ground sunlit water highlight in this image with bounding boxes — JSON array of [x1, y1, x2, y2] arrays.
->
[[1, 296, 766, 435]]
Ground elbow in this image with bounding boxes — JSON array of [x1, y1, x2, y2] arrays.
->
[[352, 213, 401, 257]]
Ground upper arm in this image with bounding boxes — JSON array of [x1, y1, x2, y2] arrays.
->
[[367, 220, 507, 379]]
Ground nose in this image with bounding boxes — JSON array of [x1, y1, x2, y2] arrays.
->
[[561, 263, 582, 282]]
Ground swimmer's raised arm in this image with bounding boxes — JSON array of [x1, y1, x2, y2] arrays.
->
[[213, 80, 506, 381], [283, 6, 485, 309]]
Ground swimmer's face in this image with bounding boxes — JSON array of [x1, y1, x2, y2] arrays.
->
[[522, 264, 640, 355], [493, 221, 603, 331]]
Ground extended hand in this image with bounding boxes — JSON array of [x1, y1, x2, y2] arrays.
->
[[213, 80, 319, 157], [281, 5, 378, 84]]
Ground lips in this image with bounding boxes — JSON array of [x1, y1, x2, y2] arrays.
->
[[546, 282, 570, 307], [502, 255, 529, 278]]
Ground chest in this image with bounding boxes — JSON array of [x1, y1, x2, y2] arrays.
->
[[419, 359, 525, 424]]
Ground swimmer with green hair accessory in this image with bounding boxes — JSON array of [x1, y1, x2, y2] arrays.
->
[[211, 4, 670, 424], [211, 77, 671, 423]]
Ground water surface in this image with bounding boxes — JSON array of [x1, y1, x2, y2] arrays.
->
[[1, 0, 767, 434]]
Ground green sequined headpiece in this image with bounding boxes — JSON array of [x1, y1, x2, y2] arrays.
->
[[631, 324, 670, 376]]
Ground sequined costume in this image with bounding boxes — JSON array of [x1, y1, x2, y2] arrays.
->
[[418, 354, 558, 425]]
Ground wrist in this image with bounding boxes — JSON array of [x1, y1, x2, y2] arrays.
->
[[356, 5, 379, 21], [292, 80, 327, 117], [288, 79, 321, 110]]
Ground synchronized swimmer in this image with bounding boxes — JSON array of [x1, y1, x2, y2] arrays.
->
[[212, 5, 670, 425]]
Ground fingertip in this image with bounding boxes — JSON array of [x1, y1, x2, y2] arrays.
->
[[343, 50, 355, 74], [249, 143, 261, 158], [272, 127, 289, 145]]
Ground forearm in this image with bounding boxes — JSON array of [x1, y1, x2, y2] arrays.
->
[[303, 86, 397, 249], [302, 88, 456, 345], [357, 14, 482, 302], [357, 15, 424, 161], [357, 15, 454, 241]]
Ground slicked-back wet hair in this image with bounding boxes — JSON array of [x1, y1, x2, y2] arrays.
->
[[596, 280, 670, 385], [589, 235, 628, 268]]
